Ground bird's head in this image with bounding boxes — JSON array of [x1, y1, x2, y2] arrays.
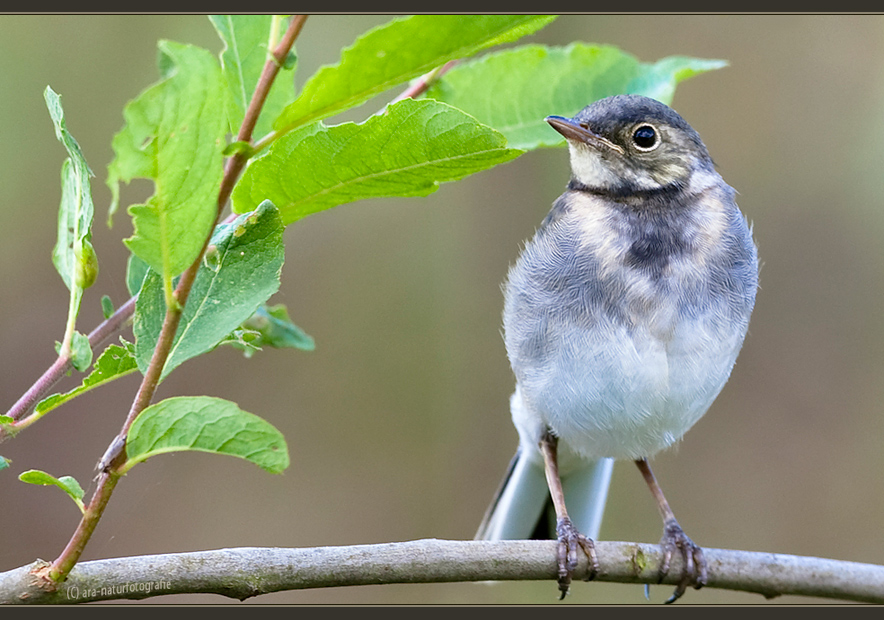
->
[[546, 95, 715, 197]]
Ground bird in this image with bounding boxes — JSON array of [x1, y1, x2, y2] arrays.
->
[[476, 94, 758, 603]]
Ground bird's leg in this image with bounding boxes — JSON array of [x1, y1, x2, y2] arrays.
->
[[635, 458, 708, 603], [539, 430, 599, 598]]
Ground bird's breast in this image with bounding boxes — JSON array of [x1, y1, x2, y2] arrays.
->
[[503, 187, 757, 459]]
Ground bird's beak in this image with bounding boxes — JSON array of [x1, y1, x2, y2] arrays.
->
[[545, 115, 624, 154]]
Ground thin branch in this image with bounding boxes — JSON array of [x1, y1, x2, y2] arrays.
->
[[236, 15, 307, 145], [2, 540, 882, 604], [3, 295, 138, 429], [390, 59, 458, 105]]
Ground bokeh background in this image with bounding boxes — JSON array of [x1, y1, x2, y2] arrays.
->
[[1, 15, 882, 605]]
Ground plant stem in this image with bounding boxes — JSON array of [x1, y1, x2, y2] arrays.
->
[[48, 473, 120, 581], [3, 295, 137, 431], [390, 59, 458, 104], [46, 15, 308, 584]]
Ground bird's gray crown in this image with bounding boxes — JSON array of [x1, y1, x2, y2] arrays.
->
[[573, 94, 710, 162]]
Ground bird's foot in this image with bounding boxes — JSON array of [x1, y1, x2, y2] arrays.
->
[[657, 518, 707, 604], [554, 517, 598, 599]]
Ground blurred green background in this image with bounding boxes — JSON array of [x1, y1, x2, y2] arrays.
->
[[1, 15, 882, 605]]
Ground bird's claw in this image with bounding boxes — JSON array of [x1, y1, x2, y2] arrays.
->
[[657, 518, 707, 604], [554, 517, 599, 599]]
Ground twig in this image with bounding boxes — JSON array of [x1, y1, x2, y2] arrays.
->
[[2, 540, 882, 604], [390, 59, 458, 104], [3, 295, 137, 430]]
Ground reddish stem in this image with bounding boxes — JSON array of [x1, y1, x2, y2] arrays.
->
[[3, 295, 137, 430]]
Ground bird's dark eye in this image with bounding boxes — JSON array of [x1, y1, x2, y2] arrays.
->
[[632, 124, 659, 151]]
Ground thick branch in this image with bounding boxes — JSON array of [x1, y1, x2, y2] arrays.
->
[[2, 540, 881, 604]]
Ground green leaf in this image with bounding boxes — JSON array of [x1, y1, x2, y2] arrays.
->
[[222, 140, 254, 158], [0, 416, 13, 425], [46, 86, 95, 292], [19, 470, 86, 513], [73, 238, 99, 290], [123, 396, 289, 474], [273, 15, 556, 134], [210, 14, 297, 140], [235, 98, 523, 224], [0, 456, 9, 471], [46, 86, 98, 355], [36, 343, 138, 416], [624, 55, 728, 104], [106, 41, 228, 291], [69, 331, 92, 372], [56, 331, 92, 372], [101, 295, 114, 319], [134, 201, 285, 379], [280, 50, 297, 71], [426, 44, 726, 150], [224, 303, 314, 358], [126, 253, 151, 297], [218, 327, 262, 356]]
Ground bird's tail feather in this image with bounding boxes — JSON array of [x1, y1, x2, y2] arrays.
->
[[476, 450, 614, 541]]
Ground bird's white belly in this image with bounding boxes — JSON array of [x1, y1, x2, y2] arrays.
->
[[512, 308, 744, 461]]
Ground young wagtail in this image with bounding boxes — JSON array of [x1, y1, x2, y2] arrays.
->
[[477, 94, 758, 603]]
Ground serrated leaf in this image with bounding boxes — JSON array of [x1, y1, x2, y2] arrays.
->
[[46, 86, 95, 293], [235, 98, 522, 223], [273, 15, 556, 134], [123, 396, 289, 474], [107, 41, 228, 288], [46, 86, 98, 356], [19, 470, 86, 513], [225, 303, 314, 358], [426, 44, 726, 150], [36, 344, 138, 416], [210, 14, 297, 140], [134, 201, 284, 379]]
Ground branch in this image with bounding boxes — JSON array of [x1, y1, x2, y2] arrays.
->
[[2, 540, 882, 604], [390, 59, 458, 104], [2, 295, 137, 429]]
